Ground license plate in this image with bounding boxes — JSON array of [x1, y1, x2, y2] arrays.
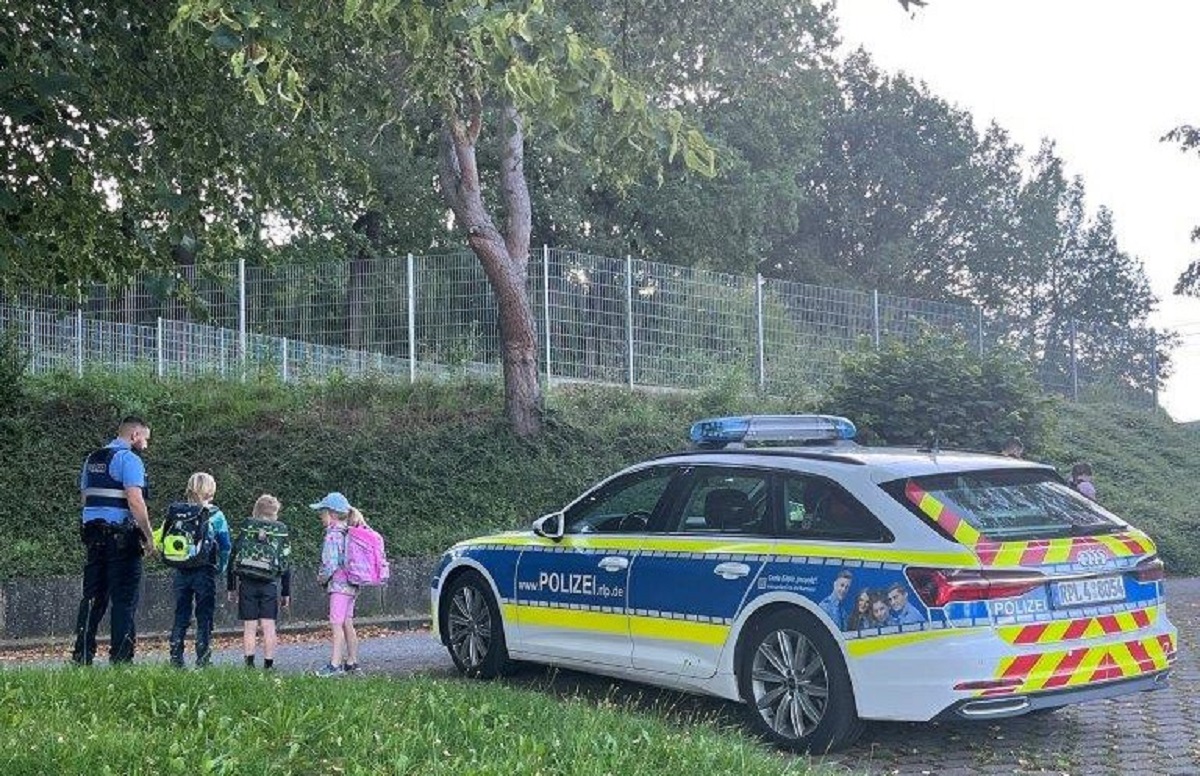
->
[[1051, 576, 1125, 608]]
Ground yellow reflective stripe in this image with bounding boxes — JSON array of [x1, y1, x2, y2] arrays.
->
[[991, 542, 1026, 567], [761, 544, 974, 565], [513, 605, 628, 635], [1143, 634, 1168, 666], [1065, 647, 1108, 688], [844, 627, 988, 659], [918, 493, 943, 519], [460, 535, 975, 566], [1042, 540, 1074, 565], [951, 521, 982, 547], [628, 615, 729, 646], [1023, 652, 1065, 691], [1093, 534, 1132, 557], [1109, 641, 1137, 677]]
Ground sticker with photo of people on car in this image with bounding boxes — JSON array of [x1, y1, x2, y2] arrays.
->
[[815, 567, 926, 633]]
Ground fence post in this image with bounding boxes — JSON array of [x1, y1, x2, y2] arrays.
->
[[27, 308, 36, 373], [625, 255, 634, 388], [1069, 319, 1078, 401], [872, 290, 881, 349], [755, 274, 766, 391], [407, 252, 416, 384], [282, 337, 289, 382], [1150, 329, 1159, 408], [543, 245, 552, 387], [978, 307, 984, 357], [156, 317, 164, 378], [75, 282, 84, 377], [238, 258, 247, 381]]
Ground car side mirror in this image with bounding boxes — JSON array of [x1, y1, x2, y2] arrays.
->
[[532, 511, 565, 541]]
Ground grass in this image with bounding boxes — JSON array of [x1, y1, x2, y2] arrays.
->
[[0, 667, 822, 776]]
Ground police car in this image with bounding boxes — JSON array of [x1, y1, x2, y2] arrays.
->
[[431, 415, 1177, 752]]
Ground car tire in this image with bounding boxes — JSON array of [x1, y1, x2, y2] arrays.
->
[[737, 608, 864, 753], [444, 570, 511, 679]]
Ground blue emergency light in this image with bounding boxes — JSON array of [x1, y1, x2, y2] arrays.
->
[[689, 414, 857, 448]]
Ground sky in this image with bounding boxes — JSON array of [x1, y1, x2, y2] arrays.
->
[[834, 0, 1200, 422]]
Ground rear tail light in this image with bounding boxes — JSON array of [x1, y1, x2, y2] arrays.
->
[[905, 567, 1047, 608], [1133, 555, 1165, 583]]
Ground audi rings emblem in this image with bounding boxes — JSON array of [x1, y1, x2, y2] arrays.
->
[[1076, 549, 1110, 568]]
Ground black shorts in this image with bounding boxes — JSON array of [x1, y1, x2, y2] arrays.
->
[[236, 578, 279, 621]]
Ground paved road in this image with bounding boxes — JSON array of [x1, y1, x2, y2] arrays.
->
[[18, 577, 1200, 775]]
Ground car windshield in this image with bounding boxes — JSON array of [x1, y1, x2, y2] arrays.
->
[[890, 469, 1124, 541]]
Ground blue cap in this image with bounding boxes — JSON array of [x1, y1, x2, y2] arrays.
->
[[309, 492, 351, 514]]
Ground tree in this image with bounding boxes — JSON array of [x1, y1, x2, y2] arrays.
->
[[171, 0, 715, 436], [1164, 125, 1200, 296], [789, 51, 982, 293], [0, 1, 386, 292]]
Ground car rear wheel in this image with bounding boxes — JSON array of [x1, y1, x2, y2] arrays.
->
[[737, 609, 863, 753], [444, 570, 510, 679]]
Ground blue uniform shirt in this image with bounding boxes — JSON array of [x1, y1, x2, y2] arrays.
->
[[819, 593, 847, 630], [890, 601, 925, 626], [80, 439, 146, 525]]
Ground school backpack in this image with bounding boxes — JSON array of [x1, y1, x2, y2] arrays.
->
[[234, 518, 291, 581], [158, 502, 216, 569], [344, 524, 390, 586]]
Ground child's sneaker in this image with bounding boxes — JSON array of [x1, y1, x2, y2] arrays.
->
[[315, 663, 344, 678], [342, 662, 361, 675]]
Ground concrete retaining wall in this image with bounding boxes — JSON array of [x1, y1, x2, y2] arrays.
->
[[1, 555, 438, 645]]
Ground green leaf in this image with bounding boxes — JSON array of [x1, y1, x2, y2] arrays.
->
[[344, 0, 364, 23], [208, 24, 242, 51]]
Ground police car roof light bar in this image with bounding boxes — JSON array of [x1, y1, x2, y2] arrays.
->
[[689, 414, 857, 448]]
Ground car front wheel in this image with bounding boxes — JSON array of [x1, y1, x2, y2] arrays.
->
[[737, 609, 863, 753], [444, 570, 510, 679]]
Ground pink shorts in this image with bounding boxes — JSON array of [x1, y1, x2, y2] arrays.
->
[[328, 592, 357, 625]]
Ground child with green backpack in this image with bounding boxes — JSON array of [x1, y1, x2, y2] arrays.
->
[[227, 494, 292, 670], [162, 472, 231, 668]]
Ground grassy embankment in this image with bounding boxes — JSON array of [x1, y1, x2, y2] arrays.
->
[[0, 667, 822, 775], [2, 369, 1196, 579]]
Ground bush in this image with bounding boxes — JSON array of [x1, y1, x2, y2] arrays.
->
[[0, 325, 29, 413], [823, 333, 1054, 453]]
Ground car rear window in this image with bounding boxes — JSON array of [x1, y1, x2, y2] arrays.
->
[[886, 468, 1124, 541]]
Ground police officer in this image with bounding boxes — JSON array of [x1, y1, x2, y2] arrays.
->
[[71, 416, 157, 665]]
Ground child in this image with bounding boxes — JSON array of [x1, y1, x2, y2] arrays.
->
[[1070, 462, 1098, 501], [169, 472, 231, 668], [312, 491, 363, 677], [227, 494, 292, 670]]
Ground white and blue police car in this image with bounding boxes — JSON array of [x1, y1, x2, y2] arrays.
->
[[431, 415, 1176, 752]]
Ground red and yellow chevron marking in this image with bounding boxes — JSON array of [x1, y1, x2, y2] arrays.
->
[[981, 633, 1176, 696], [904, 482, 1156, 567], [997, 607, 1159, 645]]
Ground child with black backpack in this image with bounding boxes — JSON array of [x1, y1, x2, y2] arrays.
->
[[161, 472, 231, 668], [227, 494, 292, 670]]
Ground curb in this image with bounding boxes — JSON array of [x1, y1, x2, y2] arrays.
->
[[0, 614, 433, 653]]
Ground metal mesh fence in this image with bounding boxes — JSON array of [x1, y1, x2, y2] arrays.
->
[[0, 248, 1161, 408]]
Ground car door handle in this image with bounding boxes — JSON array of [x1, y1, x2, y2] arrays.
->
[[713, 562, 751, 580], [598, 556, 629, 572]]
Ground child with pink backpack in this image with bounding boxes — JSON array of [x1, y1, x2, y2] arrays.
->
[[311, 491, 389, 677]]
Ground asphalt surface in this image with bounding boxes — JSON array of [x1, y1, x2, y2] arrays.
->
[[9, 578, 1198, 775]]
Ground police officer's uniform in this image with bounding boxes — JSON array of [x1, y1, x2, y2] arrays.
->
[[71, 438, 149, 665]]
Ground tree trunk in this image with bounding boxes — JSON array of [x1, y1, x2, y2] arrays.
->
[[438, 100, 543, 436], [349, 210, 382, 351]]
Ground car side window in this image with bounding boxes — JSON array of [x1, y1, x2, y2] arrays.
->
[[564, 467, 676, 534], [670, 469, 770, 535], [782, 475, 889, 542]]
